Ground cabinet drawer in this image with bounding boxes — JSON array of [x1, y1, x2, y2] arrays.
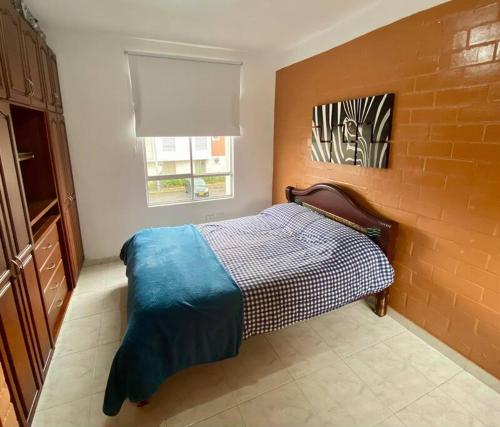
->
[[48, 276, 67, 332], [37, 243, 61, 289], [35, 222, 59, 268], [43, 258, 64, 309]]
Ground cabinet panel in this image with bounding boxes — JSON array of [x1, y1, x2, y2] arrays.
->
[[47, 275, 67, 332], [39, 42, 55, 112], [65, 200, 83, 279], [0, 102, 53, 426], [0, 281, 38, 422], [0, 106, 29, 253], [47, 114, 82, 283], [20, 20, 44, 109], [48, 50, 62, 113], [17, 252, 51, 372], [0, 38, 6, 99], [0, 1, 28, 105]]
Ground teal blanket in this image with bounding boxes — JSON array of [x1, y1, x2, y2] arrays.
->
[[103, 225, 243, 416]]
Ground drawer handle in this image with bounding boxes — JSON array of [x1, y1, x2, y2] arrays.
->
[[49, 281, 60, 291], [46, 262, 56, 271], [55, 298, 63, 308], [41, 243, 53, 250]]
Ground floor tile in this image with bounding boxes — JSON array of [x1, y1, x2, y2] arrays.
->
[[37, 349, 97, 411], [54, 310, 124, 359], [33, 261, 500, 427], [74, 265, 111, 295], [92, 342, 120, 393], [105, 262, 127, 285], [397, 388, 487, 427], [345, 342, 435, 412], [53, 314, 102, 358], [309, 304, 406, 357], [297, 363, 392, 427], [112, 363, 239, 427], [221, 335, 293, 403], [98, 310, 125, 345], [239, 382, 333, 427], [32, 396, 91, 427], [384, 331, 462, 386], [161, 364, 238, 427], [190, 407, 245, 427], [266, 321, 342, 379], [375, 416, 406, 427], [66, 288, 123, 321], [89, 393, 119, 427], [439, 372, 500, 427]]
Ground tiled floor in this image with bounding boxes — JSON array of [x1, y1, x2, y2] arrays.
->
[[33, 261, 500, 427]]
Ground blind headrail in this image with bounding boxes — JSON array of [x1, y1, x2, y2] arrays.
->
[[124, 50, 243, 66]]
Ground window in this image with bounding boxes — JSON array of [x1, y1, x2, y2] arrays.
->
[[144, 136, 233, 206], [161, 138, 176, 152], [193, 137, 208, 152]]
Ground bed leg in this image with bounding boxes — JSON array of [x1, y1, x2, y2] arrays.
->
[[375, 289, 389, 317], [137, 400, 149, 408]]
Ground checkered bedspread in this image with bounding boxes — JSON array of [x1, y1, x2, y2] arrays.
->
[[197, 203, 394, 339]]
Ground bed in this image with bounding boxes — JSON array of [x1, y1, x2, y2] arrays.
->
[[103, 183, 398, 416]]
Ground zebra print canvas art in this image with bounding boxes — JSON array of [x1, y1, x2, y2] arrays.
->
[[311, 93, 394, 168]]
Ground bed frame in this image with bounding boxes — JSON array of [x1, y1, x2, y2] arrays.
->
[[285, 183, 398, 317], [135, 182, 398, 408]]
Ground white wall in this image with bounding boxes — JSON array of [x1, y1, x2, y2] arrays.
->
[[47, 29, 276, 260], [273, 0, 447, 69]]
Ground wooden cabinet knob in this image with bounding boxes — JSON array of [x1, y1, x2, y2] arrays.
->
[[9, 257, 23, 277]]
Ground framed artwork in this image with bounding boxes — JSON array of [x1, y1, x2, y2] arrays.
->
[[311, 93, 394, 168]]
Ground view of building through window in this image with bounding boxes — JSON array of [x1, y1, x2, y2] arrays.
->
[[144, 136, 233, 205]]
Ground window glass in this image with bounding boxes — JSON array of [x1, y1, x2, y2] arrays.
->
[[144, 137, 233, 206]]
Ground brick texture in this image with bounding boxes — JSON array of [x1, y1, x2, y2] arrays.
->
[[273, 0, 500, 378], [0, 363, 18, 427]]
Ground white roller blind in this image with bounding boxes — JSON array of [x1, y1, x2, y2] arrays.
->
[[127, 52, 241, 137]]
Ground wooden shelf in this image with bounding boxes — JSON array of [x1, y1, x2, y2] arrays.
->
[[28, 198, 58, 226], [18, 152, 35, 161], [33, 214, 60, 243]]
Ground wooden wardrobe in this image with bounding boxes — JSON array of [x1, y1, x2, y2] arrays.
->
[[0, 1, 83, 425]]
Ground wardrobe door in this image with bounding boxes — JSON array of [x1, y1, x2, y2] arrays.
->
[[0, 102, 51, 372], [0, 103, 42, 426], [47, 114, 83, 283], [20, 20, 45, 109], [16, 249, 52, 373], [66, 199, 83, 280], [0, 0, 29, 105], [57, 119, 83, 276], [0, 280, 38, 425], [0, 36, 7, 99], [48, 50, 62, 113], [39, 41, 56, 112]]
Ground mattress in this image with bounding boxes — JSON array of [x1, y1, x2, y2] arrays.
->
[[198, 202, 394, 338]]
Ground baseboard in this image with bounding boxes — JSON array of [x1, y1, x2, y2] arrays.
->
[[83, 256, 120, 267], [388, 307, 500, 393]]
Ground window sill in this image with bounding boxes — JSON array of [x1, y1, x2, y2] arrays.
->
[[147, 195, 234, 208]]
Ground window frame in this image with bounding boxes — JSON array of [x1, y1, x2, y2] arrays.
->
[[143, 136, 234, 207]]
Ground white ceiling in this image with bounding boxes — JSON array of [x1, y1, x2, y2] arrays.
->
[[25, 0, 447, 52]]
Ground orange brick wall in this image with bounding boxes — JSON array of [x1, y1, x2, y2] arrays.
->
[[273, 0, 500, 378], [0, 363, 18, 427]]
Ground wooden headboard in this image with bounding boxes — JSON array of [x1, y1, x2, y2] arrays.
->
[[286, 183, 398, 261]]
